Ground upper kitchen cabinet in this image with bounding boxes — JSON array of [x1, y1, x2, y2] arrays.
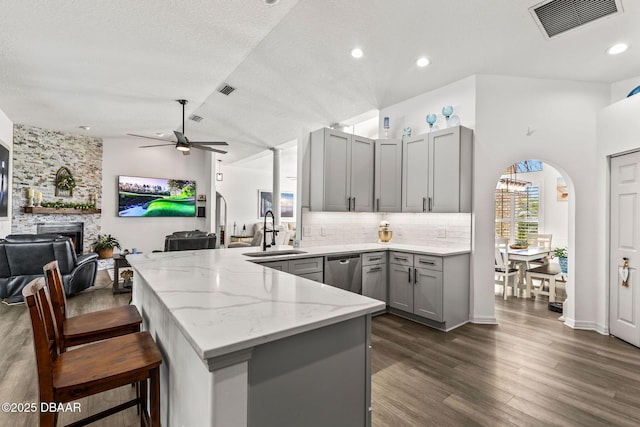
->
[[310, 128, 374, 212], [374, 139, 402, 212], [402, 126, 473, 213], [429, 126, 473, 213], [402, 134, 429, 212]]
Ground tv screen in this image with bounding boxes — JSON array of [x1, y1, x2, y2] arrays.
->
[[118, 176, 196, 217]]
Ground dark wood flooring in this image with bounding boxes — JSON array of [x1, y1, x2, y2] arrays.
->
[[2, 274, 640, 426]]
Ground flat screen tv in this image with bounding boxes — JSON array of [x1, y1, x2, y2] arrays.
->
[[118, 176, 196, 217]]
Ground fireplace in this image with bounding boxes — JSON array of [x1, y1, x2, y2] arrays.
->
[[37, 222, 84, 255]]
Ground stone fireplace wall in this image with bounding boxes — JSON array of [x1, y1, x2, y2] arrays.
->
[[11, 124, 102, 253]]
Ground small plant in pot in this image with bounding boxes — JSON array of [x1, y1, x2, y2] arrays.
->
[[92, 234, 121, 259], [553, 247, 568, 274]]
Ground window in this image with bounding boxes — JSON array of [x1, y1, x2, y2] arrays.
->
[[495, 185, 539, 241]]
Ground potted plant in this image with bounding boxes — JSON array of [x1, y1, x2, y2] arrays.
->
[[553, 247, 568, 274], [92, 234, 121, 259]]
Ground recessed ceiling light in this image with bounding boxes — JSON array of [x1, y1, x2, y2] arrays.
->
[[607, 43, 629, 55], [351, 48, 364, 59], [78, 126, 90, 130], [264, 0, 279, 5], [416, 57, 430, 67]]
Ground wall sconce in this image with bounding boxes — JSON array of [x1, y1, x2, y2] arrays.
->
[[216, 159, 223, 181]]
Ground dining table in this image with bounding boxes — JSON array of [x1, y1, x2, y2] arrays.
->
[[508, 246, 552, 297]]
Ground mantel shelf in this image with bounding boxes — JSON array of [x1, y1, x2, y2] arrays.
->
[[23, 207, 101, 215]]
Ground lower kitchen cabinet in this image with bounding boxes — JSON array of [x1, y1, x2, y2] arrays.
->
[[362, 263, 387, 303], [259, 257, 324, 282], [389, 252, 469, 331]]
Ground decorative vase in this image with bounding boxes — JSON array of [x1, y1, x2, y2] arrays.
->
[[559, 257, 568, 274], [97, 248, 114, 259], [426, 114, 438, 131]]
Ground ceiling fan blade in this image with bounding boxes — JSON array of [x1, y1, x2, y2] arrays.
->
[[189, 141, 229, 146], [174, 130, 188, 144], [139, 143, 176, 148], [191, 145, 227, 154], [127, 133, 175, 142]]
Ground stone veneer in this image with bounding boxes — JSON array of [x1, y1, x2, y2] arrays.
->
[[11, 124, 102, 253]]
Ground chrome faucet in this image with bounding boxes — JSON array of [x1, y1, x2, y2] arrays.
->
[[263, 210, 279, 251]]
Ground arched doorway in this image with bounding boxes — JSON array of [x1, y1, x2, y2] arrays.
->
[[490, 159, 575, 322]]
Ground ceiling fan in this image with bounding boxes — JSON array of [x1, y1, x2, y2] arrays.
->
[[128, 99, 228, 155]]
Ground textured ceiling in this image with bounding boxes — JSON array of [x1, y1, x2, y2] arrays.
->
[[1, 0, 639, 163]]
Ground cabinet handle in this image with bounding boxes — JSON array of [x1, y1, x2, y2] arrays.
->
[[408, 267, 411, 282], [422, 197, 427, 212], [352, 197, 356, 211], [376, 198, 380, 212], [395, 256, 408, 261], [368, 267, 381, 272], [428, 197, 432, 212], [419, 260, 435, 265], [347, 196, 351, 212], [414, 268, 418, 284], [369, 257, 381, 261]]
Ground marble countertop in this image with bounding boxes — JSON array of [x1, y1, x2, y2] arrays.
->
[[127, 243, 469, 361]]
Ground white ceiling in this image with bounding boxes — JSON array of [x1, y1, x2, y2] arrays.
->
[[1, 0, 639, 163]]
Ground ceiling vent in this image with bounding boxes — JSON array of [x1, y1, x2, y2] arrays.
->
[[189, 114, 203, 122], [530, 0, 622, 38], [217, 84, 236, 96]]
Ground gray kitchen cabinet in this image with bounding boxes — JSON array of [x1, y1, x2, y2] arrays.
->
[[310, 128, 374, 212], [361, 251, 387, 303], [374, 139, 402, 212], [388, 251, 469, 331], [401, 126, 473, 213], [402, 134, 429, 212], [429, 126, 473, 213], [259, 257, 324, 282]]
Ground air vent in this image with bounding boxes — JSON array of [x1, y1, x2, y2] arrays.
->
[[217, 84, 236, 96], [189, 114, 203, 122], [531, 0, 621, 38]]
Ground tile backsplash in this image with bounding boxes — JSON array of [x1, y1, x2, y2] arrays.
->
[[300, 209, 471, 248]]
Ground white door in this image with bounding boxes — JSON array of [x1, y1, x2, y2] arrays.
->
[[610, 151, 640, 346]]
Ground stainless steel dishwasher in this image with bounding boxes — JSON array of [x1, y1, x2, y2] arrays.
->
[[324, 253, 362, 294]]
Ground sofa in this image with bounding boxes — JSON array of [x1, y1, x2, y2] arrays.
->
[[164, 230, 216, 252], [0, 234, 98, 303]]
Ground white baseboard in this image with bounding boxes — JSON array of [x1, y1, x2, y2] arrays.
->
[[564, 318, 610, 335], [469, 315, 498, 325]]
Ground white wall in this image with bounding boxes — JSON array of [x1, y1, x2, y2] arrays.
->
[[610, 75, 640, 104], [217, 148, 297, 238], [101, 138, 213, 254], [0, 108, 13, 238], [475, 75, 609, 330], [596, 93, 640, 335], [378, 75, 477, 137]]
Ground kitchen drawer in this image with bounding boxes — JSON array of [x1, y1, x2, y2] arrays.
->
[[289, 257, 324, 275], [389, 251, 414, 267], [298, 271, 324, 283], [362, 251, 386, 266], [414, 255, 442, 271], [259, 260, 289, 272]]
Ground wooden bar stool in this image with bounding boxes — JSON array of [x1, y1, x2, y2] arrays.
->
[[43, 260, 142, 350], [23, 278, 162, 427]]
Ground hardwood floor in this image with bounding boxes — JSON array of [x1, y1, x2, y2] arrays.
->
[[2, 275, 640, 426], [372, 297, 640, 427]]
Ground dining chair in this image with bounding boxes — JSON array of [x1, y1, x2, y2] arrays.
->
[[43, 260, 142, 351], [495, 238, 519, 299], [22, 278, 162, 427], [526, 233, 552, 266]]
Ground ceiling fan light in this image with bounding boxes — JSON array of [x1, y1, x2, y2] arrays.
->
[[176, 144, 190, 152]]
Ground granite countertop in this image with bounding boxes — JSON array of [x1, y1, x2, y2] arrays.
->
[[127, 243, 469, 361]]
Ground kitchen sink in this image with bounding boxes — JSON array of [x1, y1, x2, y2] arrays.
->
[[243, 250, 307, 257]]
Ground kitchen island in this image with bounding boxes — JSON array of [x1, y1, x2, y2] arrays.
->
[[128, 246, 386, 427]]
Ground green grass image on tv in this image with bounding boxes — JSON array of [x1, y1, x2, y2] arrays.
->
[[143, 199, 195, 216]]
